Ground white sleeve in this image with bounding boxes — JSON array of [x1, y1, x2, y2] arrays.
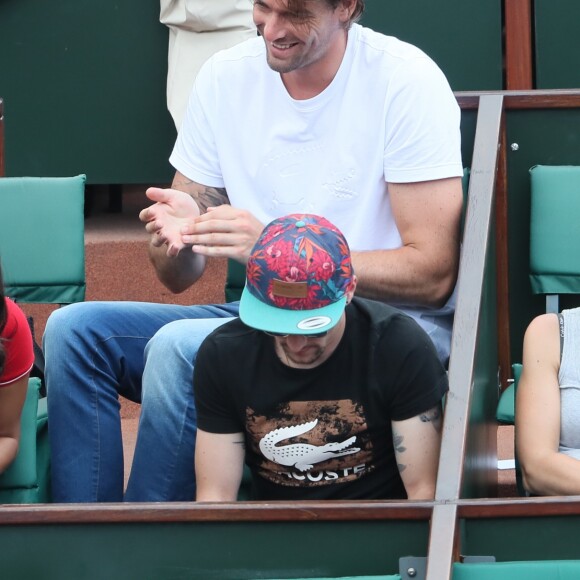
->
[[169, 57, 226, 188], [383, 56, 463, 183]]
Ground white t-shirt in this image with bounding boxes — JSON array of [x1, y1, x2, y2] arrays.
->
[[170, 23, 464, 361]]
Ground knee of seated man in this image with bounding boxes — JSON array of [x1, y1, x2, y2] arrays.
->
[[44, 302, 96, 344], [145, 317, 231, 363]]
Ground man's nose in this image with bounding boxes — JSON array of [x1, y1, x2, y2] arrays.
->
[[260, 13, 288, 43], [284, 334, 308, 350]]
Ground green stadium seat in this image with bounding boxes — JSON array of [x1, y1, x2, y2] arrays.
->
[[0, 175, 86, 503], [497, 165, 580, 426], [529, 165, 580, 313]]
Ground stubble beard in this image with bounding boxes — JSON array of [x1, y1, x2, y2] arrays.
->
[[280, 344, 325, 368], [265, 51, 303, 74]]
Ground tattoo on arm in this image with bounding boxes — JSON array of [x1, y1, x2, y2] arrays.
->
[[393, 434, 406, 453], [393, 432, 407, 473], [419, 405, 443, 433], [172, 177, 229, 214], [193, 186, 229, 213]]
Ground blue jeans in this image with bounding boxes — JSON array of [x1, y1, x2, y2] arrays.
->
[[43, 300, 239, 502]]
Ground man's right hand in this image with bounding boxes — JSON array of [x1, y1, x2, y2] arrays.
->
[[139, 187, 201, 257]]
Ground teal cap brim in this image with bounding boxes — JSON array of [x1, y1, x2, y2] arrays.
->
[[239, 285, 346, 335]]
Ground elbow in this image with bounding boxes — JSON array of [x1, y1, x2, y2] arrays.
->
[[406, 483, 436, 501], [423, 271, 457, 309], [404, 475, 437, 500], [519, 455, 554, 496], [162, 279, 192, 295], [520, 466, 544, 496]]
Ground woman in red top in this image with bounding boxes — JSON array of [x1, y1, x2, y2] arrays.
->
[[0, 264, 34, 473]]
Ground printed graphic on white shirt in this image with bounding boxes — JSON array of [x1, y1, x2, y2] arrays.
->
[[246, 399, 374, 487]]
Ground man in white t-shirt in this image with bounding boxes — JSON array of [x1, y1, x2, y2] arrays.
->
[[44, 0, 463, 503]]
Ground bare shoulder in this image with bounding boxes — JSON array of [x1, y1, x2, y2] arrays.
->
[[522, 313, 560, 372], [524, 313, 559, 346]]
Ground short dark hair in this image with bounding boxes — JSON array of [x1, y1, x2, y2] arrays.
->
[[287, 0, 365, 26]]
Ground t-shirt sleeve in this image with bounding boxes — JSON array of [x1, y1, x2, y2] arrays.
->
[[194, 334, 243, 434], [0, 298, 34, 386], [383, 55, 463, 184], [169, 56, 225, 188], [379, 315, 449, 421]]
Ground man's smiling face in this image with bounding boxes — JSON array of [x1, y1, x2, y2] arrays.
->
[[253, 0, 348, 75]]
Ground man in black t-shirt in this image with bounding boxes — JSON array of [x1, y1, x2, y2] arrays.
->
[[194, 214, 448, 501]]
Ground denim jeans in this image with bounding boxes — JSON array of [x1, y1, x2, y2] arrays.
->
[[43, 300, 239, 502]]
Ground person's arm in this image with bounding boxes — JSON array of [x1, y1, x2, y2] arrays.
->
[[195, 428, 245, 501], [516, 314, 580, 495], [140, 171, 264, 292], [391, 403, 443, 500], [0, 373, 29, 474], [139, 171, 229, 293], [353, 177, 463, 308]]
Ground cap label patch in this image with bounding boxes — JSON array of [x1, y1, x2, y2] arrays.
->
[[297, 316, 332, 330], [272, 279, 308, 299]]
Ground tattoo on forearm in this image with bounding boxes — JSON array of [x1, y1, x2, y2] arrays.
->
[[234, 439, 245, 450], [194, 186, 229, 213], [171, 178, 229, 214], [419, 405, 443, 433]]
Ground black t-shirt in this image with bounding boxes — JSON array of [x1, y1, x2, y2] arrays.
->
[[194, 298, 448, 500]]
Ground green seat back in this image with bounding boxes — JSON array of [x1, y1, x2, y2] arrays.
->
[[0, 377, 40, 490], [453, 560, 580, 579], [34, 396, 51, 503], [529, 165, 580, 295], [496, 363, 520, 424], [496, 383, 515, 424], [225, 259, 245, 303], [0, 378, 49, 503], [0, 175, 83, 503], [0, 175, 86, 304]]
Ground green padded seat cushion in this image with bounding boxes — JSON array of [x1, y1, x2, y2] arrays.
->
[[529, 165, 580, 294], [0, 378, 51, 503], [0, 377, 41, 490], [453, 560, 580, 579], [497, 362, 523, 424], [35, 396, 51, 503], [496, 383, 515, 424], [225, 259, 245, 303], [0, 175, 86, 304]]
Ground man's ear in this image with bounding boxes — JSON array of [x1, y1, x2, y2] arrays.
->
[[337, 0, 358, 24], [346, 275, 357, 304]]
